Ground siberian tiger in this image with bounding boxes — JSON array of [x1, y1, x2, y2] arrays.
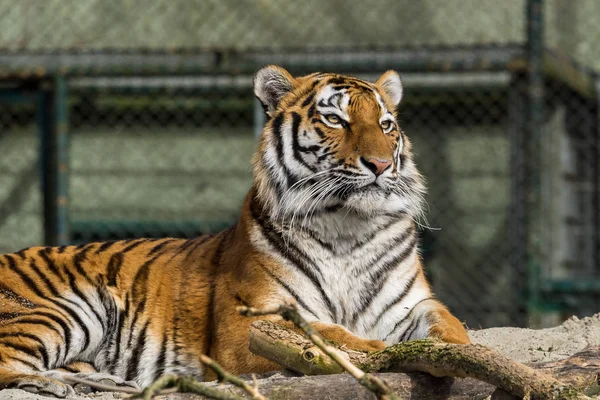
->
[[0, 66, 469, 397]]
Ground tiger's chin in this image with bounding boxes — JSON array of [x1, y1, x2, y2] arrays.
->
[[342, 186, 418, 216]]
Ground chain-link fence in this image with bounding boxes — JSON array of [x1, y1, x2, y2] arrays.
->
[[0, 0, 598, 329]]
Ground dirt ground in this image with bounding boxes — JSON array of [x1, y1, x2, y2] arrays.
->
[[2, 314, 600, 399]]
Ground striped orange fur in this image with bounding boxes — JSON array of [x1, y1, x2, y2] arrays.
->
[[0, 66, 468, 397]]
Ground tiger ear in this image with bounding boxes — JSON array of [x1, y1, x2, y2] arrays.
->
[[254, 65, 298, 117], [376, 70, 403, 107]]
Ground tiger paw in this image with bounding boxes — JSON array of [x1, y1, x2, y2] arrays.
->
[[44, 370, 140, 394], [69, 372, 140, 394], [352, 338, 387, 352], [9, 375, 75, 398]]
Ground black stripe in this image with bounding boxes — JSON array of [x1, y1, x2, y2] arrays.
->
[[121, 239, 147, 254], [331, 84, 353, 91], [301, 92, 316, 107], [5, 255, 47, 300], [127, 300, 146, 349], [2, 318, 63, 337], [356, 228, 416, 278], [154, 332, 169, 381], [147, 239, 176, 257], [307, 103, 316, 119], [0, 312, 23, 321], [28, 260, 92, 322], [200, 228, 231, 371], [111, 295, 129, 374], [57, 246, 68, 254], [15, 248, 28, 260], [401, 318, 422, 342], [0, 332, 45, 346], [73, 244, 95, 285], [384, 297, 434, 341], [32, 311, 71, 362], [95, 241, 118, 255], [370, 235, 418, 284], [126, 321, 150, 381], [28, 259, 62, 297], [250, 200, 336, 322], [258, 264, 319, 319], [290, 112, 317, 173], [9, 355, 41, 371], [182, 235, 216, 262], [174, 238, 201, 257], [38, 248, 65, 283], [364, 271, 419, 329], [0, 341, 47, 369], [6, 255, 91, 353], [63, 268, 105, 330], [271, 112, 297, 188], [350, 218, 405, 251], [106, 253, 124, 287], [0, 282, 36, 308], [131, 255, 161, 302]]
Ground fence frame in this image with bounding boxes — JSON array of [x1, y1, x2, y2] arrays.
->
[[0, 0, 598, 326]]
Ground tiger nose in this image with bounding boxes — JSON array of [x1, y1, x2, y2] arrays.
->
[[360, 157, 393, 177]]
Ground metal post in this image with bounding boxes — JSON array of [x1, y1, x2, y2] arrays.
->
[[595, 79, 600, 303], [39, 75, 70, 246], [508, 74, 528, 327], [526, 0, 545, 327]]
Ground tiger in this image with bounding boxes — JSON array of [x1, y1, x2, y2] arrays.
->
[[0, 65, 469, 398]]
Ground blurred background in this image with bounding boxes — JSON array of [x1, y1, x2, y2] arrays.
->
[[0, 0, 598, 329]]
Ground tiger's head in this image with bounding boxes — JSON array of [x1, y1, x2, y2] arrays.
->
[[252, 65, 425, 221]]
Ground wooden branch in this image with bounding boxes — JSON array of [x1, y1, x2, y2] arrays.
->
[[64, 372, 250, 400], [238, 301, 400, 400], [138, 374, 246, 400], [247, 320, 593, 400], [160, 348, 600, 400], [200, 354, 267, 400]]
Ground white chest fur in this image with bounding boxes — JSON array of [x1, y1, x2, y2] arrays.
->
[[252, 210, 432, 341]]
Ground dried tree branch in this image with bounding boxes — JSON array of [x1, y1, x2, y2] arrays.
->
[[246, 319, 592, 400], [63, 371, 250, 400], [238, 300, 401, 400], [200, 354, 267, 400], [137, 374, 246, 400]]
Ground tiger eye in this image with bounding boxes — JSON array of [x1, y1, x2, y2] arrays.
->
[[325, 114, 341, 124]]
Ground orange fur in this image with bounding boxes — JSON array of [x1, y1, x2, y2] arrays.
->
[[0, 67, 468, 396]]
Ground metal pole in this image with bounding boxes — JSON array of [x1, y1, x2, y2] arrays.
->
[[526, 0, 545, 327], [508, 74, 528, 327], [40, 75, 70, 246], [54, 75, 70, 246]]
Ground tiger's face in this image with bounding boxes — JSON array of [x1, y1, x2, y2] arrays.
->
[[253, 66, 425, 219]]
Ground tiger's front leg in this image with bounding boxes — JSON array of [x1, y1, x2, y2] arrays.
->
[[307, 321, 386, 351], [424, 302, 470, 344], [388, 298, 470, 345]]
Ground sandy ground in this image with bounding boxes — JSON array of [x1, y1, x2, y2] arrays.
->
[[2, 314, 600, 399]]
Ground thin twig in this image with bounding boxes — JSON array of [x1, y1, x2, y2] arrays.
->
[[200, 354, 268, 400], [136, 374, 246, 400], [237, 299, 401, 400]]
